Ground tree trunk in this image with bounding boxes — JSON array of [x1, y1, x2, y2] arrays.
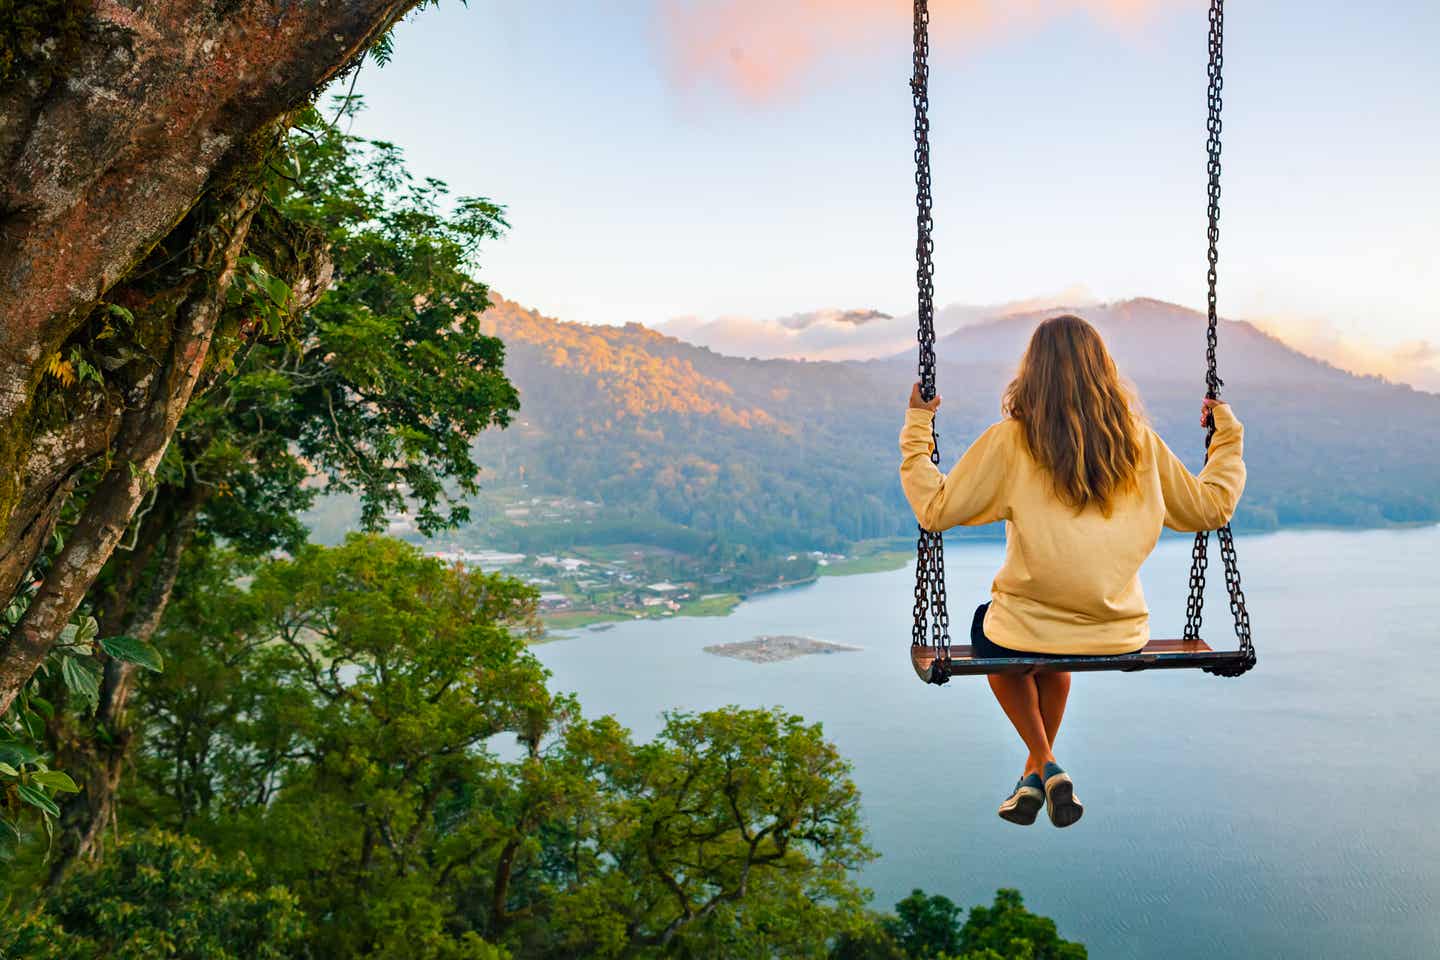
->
[[0, 0, 416, 715], [46, 486, 202, 887]]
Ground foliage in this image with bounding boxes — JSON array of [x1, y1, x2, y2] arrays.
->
[[830, 918, 910, 960], [78, 535, 871, 958], [885, 889, 966, 957], [180, 102, 518, 554], [953, 889, 1087, 960], [832, 888, 1086, 960], [537, 708, 873, 957], [1, 830, 306, 959], [108, 536, 542, 957], [10, 533, 1086, 958], [1, 585, 158, 853]]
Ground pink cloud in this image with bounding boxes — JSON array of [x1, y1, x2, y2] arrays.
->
[[1252, 315, 1440, 394], [658, 0, 1192, 103]]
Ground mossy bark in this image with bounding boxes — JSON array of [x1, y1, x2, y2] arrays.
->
[[0, 172, 266, 715]]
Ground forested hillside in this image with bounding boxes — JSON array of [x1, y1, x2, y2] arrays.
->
[[476, 296, 1440, 551], [476, 299, 899, 551]]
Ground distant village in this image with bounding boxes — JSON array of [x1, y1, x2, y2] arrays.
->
[[384, 492, 851, 629], [422, 547, 714, 617]]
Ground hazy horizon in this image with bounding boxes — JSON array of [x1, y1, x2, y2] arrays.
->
[[490, 289, 1440, 394]]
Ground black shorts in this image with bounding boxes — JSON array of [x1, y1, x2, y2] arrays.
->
[[970, 601, 1074, 660]]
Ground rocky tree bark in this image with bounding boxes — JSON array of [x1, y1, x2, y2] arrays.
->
[[0, 0, 418, 715]]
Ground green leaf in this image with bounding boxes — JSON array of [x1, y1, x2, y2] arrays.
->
[[75, 615, 99, 644], [105, 302, 135, 324], [263, 274, 291, 306], [28, 694, 54, 720], [62, 656, 103, 708], [18, 706, 42, 740], [0, 762, 19, 777], [16, 783, 60, 819], [31, 770, 80, 793], [0, 740, 41, 767], [100, 635, 165, 672]]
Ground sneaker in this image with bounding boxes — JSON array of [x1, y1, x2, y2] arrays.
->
[[1042, 761, 1083, 828], [997, 773, 1045, 825]]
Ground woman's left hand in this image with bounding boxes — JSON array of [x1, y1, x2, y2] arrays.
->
[[1200, 396, 1228, 426], [909, 382, 941, 412]]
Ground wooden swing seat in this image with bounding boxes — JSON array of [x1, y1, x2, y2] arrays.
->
[[910, 637, 1249, 681]]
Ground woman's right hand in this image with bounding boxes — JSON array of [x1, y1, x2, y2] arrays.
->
[[909, 383, 941, 412], [1200, 397, 1228, 426]]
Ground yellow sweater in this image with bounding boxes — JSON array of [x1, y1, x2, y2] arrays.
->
[[898, 404, 1246, 654]]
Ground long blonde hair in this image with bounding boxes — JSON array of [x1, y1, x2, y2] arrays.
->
[[1002, 315, 1143, 515]]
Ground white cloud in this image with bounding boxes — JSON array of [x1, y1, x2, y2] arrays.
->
[[658, 286, 1097, 361]]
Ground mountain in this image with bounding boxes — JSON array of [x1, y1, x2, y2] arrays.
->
[[654, 288, 1099, 362], [473, 295, 1440, 551], [916, 298, 1360, 388]]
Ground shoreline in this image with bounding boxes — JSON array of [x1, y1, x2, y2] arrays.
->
[[538, 521, 1439, 636]]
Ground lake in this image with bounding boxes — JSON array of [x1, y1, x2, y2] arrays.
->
[[534, 526, 1440, 959]]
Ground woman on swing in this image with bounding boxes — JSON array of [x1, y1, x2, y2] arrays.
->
[[899, 314, 1245, 828]]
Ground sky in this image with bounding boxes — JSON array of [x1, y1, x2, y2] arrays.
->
[[344, 1, 1440, 388]]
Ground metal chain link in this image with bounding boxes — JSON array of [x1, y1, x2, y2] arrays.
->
[[1181, 0, 1255, 677], [910, 0, 951, 683]]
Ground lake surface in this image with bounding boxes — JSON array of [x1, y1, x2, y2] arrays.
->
[[534, 526, 1440, 959]]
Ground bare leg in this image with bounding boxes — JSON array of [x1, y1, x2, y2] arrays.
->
[[987, 674, 1055, 777], [1034, 671, 1072, 749]]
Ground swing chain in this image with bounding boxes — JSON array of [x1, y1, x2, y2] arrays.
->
[[1182, 0, 1255, 676], [1203, 0, 1225, 403], [911, 0, 937, 407], [910, 0, 951, 681]]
